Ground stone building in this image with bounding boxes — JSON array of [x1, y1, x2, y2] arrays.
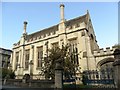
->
[[0, 48, 12, 68], [10, 4, 116, 80]]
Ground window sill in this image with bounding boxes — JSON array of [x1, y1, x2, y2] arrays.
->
[[24, 68, 28, 70], [36, 67, 42, 70]]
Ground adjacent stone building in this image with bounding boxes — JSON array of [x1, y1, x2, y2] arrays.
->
[[0, 48, 12, 68], [10, 4, 116, 81]]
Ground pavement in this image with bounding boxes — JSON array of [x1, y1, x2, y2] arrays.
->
[[1, 85, 55, 90]]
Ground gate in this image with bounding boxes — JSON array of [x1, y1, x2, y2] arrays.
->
[[82, 69, 115, 86]]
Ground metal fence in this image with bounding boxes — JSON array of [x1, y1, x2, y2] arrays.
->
[[82, 69, 115, 86]]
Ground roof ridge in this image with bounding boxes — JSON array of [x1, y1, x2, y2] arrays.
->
[[66, 13, 87, 22], [28, 24, 58, 36], [27, 13, 87, 37]]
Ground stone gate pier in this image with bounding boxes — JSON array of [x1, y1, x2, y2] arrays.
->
[[55, 58, 63, 89], [113, 49, 120, 89]]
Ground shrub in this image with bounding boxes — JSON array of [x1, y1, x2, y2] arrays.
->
[[0, 68, 15, 79]]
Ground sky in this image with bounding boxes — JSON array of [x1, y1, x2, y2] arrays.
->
[[1, 2, 118, 50]]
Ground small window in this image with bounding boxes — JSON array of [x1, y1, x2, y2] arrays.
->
[[75, 23, 80, 28], [30, 38, 32, 41], [43, 34, 46, 38], [53, 30, 56, 35], [83, 52, 87, 58], [69, 26, 72, 29], [39, 36, 41, 39], [81, 31, 85, 36], [27, 39, 29, 42], [89, 19, 91, 22], [34, 37, 37, 40], [48, 32, 51, 36]]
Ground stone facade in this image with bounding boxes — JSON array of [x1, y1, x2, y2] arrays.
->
[[0, 48, 12, 68], [10, 4, 116, 81]]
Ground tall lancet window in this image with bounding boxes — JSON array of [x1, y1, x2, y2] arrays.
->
[[25, 49, 30, 69], [68, 39, 79, 65], [37, 46, 43, 67], [15, 52, 19, 70], [52, 42, 59, 48]]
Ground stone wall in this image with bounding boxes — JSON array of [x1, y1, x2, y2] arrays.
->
[[3, 79, 54, 88], [92, 46, 116, 69]]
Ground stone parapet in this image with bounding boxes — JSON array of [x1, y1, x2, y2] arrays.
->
[[93, 47, 116, 57]]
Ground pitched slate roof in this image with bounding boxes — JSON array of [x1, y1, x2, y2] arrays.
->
[[27, 13, 88, 38]]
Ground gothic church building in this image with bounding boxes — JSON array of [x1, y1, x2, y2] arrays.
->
[[11, 4, 116, 81]]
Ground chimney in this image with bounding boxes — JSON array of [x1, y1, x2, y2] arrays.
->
[[60, 4, 65, 22], [23, 21, 28, 34]]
